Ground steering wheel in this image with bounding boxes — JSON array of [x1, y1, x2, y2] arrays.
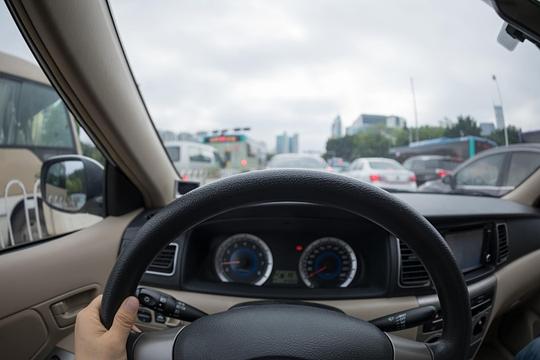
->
[[101, 169, 471, 359]]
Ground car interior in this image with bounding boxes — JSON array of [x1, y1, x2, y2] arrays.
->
[[1, 0, 540, 359]]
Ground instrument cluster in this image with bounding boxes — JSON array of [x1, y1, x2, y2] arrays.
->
[[213, 233, 360, 289]]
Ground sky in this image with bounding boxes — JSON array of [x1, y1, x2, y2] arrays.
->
[[1, 1, 539, 152]]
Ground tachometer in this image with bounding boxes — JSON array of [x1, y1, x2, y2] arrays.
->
[[214, 233, 273, 286], [299, 237, 357, 288]]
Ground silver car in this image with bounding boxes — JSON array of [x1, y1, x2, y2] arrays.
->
[[344, 158, 417, 191]]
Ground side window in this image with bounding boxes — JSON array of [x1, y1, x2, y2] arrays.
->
[[17, 80, 74, 149], [188, 146, 213, 163], [166, 146, 180, 162], [506, 152, 540, 187], [0, 74, 104, 252], [456, 154, 505, 187]]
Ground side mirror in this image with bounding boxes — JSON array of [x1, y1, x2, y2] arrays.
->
[[442, 174, 455, 189], [40, 156, 104, 216]]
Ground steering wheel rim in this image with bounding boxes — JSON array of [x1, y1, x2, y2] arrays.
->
[[101, 169, 471, 359]]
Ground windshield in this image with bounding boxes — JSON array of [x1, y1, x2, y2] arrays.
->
[[107, 0, 539, 196]]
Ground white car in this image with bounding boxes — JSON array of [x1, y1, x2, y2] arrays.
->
[[164, 140, 223, 183], [344, 158, 417, 191]]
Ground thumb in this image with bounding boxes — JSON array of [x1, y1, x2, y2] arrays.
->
[[108, 296, 139, 344]]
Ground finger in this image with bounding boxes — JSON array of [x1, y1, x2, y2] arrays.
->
[[77, 294, 102, 322], [132, 324, 142, 333], [108, 296, 140, 344]]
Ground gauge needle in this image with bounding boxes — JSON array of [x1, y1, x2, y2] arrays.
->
[[222, 260, 241, 265], [308, 266, 327, 278]]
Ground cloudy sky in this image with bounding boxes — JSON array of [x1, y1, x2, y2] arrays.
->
[[1, 1, 539, 151]]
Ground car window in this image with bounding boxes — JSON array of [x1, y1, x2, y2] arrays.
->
[[456, 154, 505, 187], [506, 152, 540, 187], [369, 161, 402, 170], [0, 38, 104, 253], [166, 146, 181, 162], [188, 146, 213, 163]]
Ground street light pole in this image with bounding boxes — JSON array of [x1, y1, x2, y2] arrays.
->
[[492, 75, 509, 146], [410, 77, 419, 142]]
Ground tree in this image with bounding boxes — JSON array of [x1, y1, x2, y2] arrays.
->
[[418, 125, 445, 141], [488, 125, 522, 145], [444, 116, 481, 137]]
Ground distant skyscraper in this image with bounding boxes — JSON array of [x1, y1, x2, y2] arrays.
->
[[276, 132, 288, 154], [289, 133, 299, 153], [331, 115, 342, 138], [494, 105, 505, 129], [479, 122, 496, 136], [275, 132, 299, 154]]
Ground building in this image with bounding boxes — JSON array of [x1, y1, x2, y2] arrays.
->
[[275, 132, 300, 154], [479, 122, 496, 136], [331, 115, 342, 138], [345, 114, 406, 135], [494, 105, 505, 129]]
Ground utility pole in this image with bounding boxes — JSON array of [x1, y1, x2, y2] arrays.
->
[[492, 75, 509, 146], [410, 77, 419, 142]]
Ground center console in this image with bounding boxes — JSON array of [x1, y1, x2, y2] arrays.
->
[[417, 276, 496, 359]]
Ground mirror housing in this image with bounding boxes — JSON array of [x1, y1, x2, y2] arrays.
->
[[40, 155, 104, 216], [441, 174, 456, 189], [491, 0, 540, 47]]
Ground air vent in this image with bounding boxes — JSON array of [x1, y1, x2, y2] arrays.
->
[[496, 223, 509, 264], [398, 240, 430, 287], [146, 243, 179, 276]]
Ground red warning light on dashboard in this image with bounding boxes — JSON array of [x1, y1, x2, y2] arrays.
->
[[295, 244, 303, 252]]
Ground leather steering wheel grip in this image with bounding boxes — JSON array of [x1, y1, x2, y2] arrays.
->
[[101, 169, 471, 359]]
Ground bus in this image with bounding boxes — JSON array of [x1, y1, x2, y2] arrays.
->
[[203, 134, 267, 174], [390, 136, 497, 163], [0, 52, 100, 248]]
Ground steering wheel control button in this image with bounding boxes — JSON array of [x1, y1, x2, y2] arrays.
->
[[370, 305, 437, 332], [137, 309, 152, 323], [136, 287, 207, 322], [155, 313, 166, 324]]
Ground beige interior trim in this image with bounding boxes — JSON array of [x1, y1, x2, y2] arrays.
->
[[7, 0, 178, 207], [503, 168, 540, 205], [493, 248, 540, 317], [154, 288, 420, 339], [0, 210, 139, 358]]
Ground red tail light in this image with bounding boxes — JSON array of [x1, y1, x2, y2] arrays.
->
[[436, 169, 448, 178], [182, 175, 189, 181], [240, 159, 248, 167], [369, 174, 381, 182], [409, 174, 417, 182]]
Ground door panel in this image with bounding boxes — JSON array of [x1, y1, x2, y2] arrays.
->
[[0, 209, 140, 359]]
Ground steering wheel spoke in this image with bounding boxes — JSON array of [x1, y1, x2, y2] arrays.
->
[[130, 327, 184, 360], [386, 334, 433, 360]]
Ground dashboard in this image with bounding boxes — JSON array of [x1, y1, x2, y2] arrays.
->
[[120, 193, 540, 358], [121, 193, 540, 300]]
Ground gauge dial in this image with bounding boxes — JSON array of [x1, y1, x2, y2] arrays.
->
[[214, 233, 273, 286], [299, 237, 357, 288]]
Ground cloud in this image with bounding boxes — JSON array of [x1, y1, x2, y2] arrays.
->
[[1, 1, 539, 152]]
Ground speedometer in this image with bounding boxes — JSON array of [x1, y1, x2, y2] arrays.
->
[[299, 237, 357, 288], [214, 233, 273, 286]]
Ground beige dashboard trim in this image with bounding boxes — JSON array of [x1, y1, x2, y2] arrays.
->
[[153, 288, 419, 339], [493, 248, 540, 316]]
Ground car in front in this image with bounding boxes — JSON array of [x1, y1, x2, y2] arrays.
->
[[344, 157, 417, 191], [267, 153, 331, 171], [403, 155, 461, 186]]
